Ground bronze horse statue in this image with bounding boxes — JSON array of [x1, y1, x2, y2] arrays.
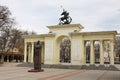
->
[[59, 9, 72, 25]]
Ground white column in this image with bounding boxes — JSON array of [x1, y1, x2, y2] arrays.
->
[[100, 40, 104, 65], [41, 42, 44, 64], [28, 45, 31, 62], [31, 42, 34, 63], [110, 40, 114, 65], [82, 41, 86, 65], [90, 40, 95, 65], [24, 42, 27, 62]]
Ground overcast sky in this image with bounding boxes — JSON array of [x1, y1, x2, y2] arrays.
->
[[0, 0, 120, 34]]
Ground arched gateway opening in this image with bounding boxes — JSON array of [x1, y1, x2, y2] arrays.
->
[[56, 36, 71, 63], [60, 38, 71, 63]]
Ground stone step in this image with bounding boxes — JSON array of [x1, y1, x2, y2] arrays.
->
[[4, 62, 120, 71]]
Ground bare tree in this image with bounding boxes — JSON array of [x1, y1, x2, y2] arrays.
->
[[0, 5, 37, 63], [0, 5, 15, 63], [9, 28, 22, 61], [22, 30, 36, 35], [9, 29, 37, 61]]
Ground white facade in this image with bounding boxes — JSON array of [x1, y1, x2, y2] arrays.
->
[[23, 24, 117, 65]]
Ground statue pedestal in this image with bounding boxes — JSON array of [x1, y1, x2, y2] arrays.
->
[[28, 41, 44, 72], [28, 69, 44, 72]]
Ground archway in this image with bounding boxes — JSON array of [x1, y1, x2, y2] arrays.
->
[[56, 36, 71, 63]]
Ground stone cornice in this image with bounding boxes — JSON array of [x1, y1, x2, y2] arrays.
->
[[23, 33, 55, 38], [47, 24, 84, 29], [70, 31, 117, 36]]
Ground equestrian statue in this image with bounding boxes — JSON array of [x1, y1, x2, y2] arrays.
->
[[59, 9, 72, 25]]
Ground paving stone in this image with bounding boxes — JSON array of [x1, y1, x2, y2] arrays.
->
[[0, 63, 120, 80]]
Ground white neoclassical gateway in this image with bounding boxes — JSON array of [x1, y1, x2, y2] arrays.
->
[[23, 24, 117, 65]]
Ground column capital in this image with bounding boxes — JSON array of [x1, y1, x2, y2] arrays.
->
[[31, 42, 34, 43], [110, 39, 114, 43], [90, 40, 93, 42], [84, 40, 87, 45], [90, 40, 96, 43], [99, 40, 103, 41], [24, 41, 28, 43]]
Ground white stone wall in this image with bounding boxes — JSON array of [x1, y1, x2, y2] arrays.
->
[[44, 37, 54, 64], [71, 35, 83, 65]]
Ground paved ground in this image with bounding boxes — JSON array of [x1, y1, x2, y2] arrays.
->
[[0, 63, 120, 80]]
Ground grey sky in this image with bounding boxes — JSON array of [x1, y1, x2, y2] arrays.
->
[[0, 0, 120, 34]]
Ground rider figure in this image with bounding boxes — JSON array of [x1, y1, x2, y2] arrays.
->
[[61, 9, 69, 18], [59, 9, 72, 25]]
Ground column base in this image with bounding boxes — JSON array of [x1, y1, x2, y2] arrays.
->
[[89, 64, 96, 67], [82, 64, 96, 69], [87, 64, 96, 69], [98, 65, 107, 70], [99, 65, 105, 67], [108, 65, 119, 71], [71, 60, 81, 65]]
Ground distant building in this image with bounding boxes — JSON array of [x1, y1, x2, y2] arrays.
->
[[0, 48, 24, 62]]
